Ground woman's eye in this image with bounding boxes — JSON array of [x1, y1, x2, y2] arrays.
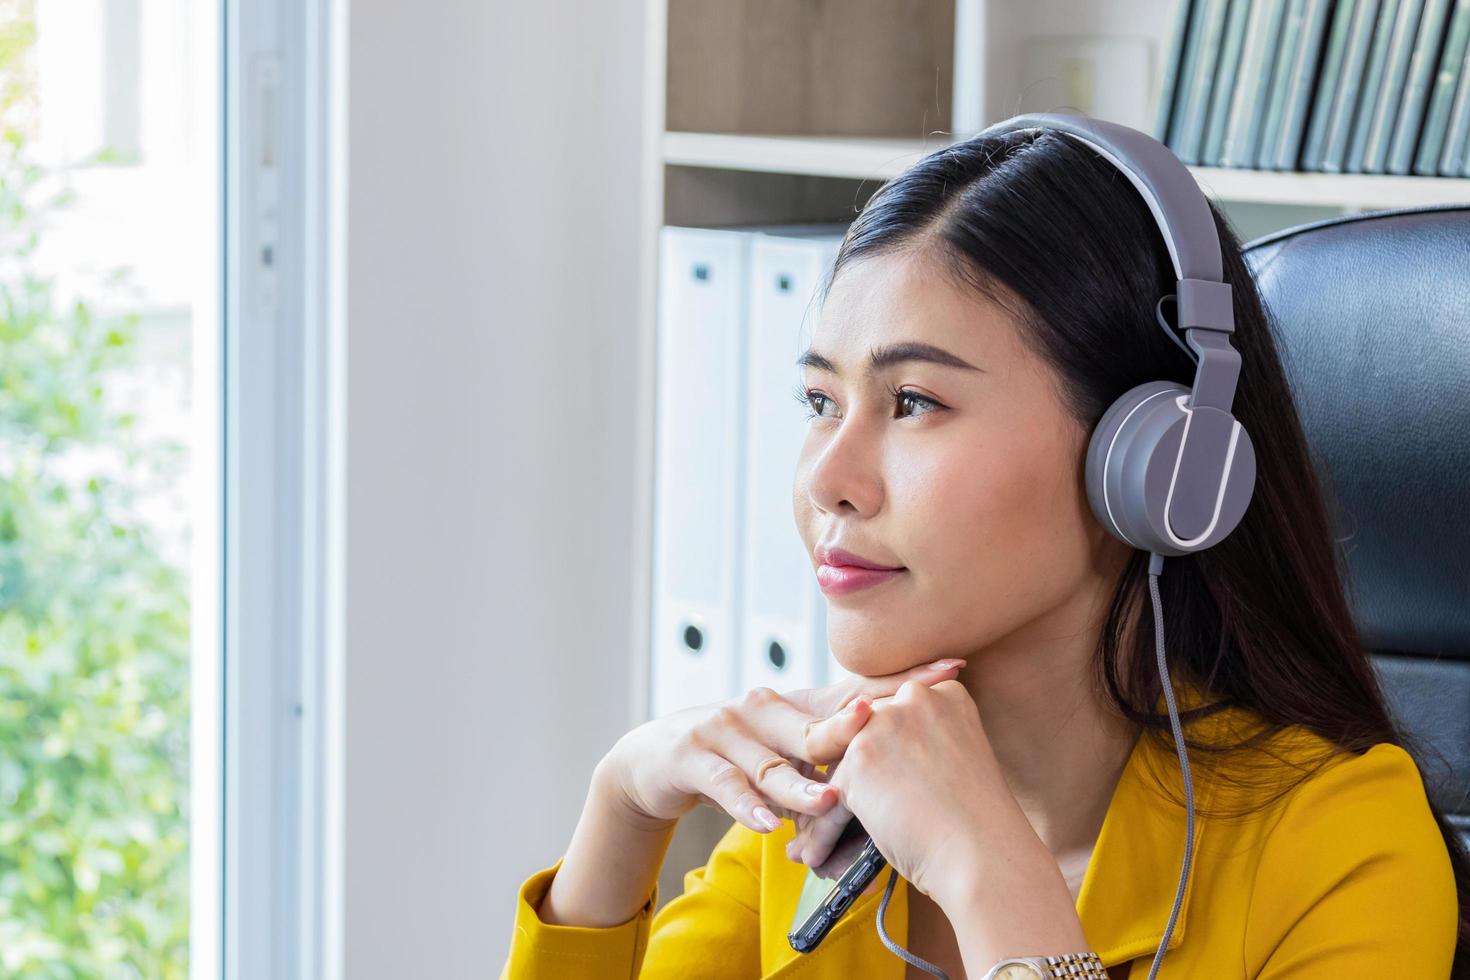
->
[[792, 383, 832, 420], [891, 387, 941, 418], [791, 384, 943, 420]]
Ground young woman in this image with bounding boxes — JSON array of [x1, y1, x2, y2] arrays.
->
[[499, 125, 1468, 979]]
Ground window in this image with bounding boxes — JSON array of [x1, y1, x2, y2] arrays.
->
[[0, 0, 342, 976], [0, 0, 217, 975]]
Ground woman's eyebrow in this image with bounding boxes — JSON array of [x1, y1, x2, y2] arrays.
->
[[796, 341, 984, 376]]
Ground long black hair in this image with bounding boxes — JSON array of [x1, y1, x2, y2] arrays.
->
[[820, 124, 1469, 972]]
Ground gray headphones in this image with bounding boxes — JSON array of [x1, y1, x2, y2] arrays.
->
[[982, 111, 1257, 558]]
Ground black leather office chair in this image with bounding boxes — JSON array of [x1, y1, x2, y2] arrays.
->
[[1242, 204, 1470, 851]]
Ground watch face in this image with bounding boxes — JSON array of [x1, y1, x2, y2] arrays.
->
[[992, 963, 1045, 980]]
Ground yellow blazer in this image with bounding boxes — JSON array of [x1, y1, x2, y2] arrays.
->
[[500, 702, 1458, 978]]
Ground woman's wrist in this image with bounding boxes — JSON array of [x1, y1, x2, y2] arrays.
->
[[591, 751, 681, 835], [538, 763, 678, 928], [936, 838, 1092, 973]]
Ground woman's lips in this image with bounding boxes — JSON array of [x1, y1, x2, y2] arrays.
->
[[816, 563, 906, 595]]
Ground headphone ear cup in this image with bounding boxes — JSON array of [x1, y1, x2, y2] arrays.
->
[[1086, 380, 1256, 556], [1087, 381, 1186, 548]]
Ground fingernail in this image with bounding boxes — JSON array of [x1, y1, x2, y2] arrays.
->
[[804, 782, 827, 797], [930, 659, 964, 671], [754, 806, 782, 831]]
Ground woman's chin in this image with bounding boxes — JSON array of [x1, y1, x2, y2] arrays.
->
[[830, 651, 913, 679]]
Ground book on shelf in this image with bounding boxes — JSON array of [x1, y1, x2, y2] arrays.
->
[[1202, 0, 1256, 163], [1388, 0, 1455, 173], [1303, 0, 1366, 168], [1177, 0, 1234, 162], [1411, 0, 1470, 173], [1320, 0, 1384, 172], [1156, 0, 1198, 140], [1276, 0, 1338, 169], [1221, 0, 1291, 167], [1343, 0, 1412, 174], [1257, 0, 1310, 169], [1438, 7, 1470, 173]]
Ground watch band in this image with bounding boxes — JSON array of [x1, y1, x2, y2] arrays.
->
[[981, 951, 1109, 979], [1039, 951, 1108, 977]]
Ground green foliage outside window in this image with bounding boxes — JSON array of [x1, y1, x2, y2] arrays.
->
[[0, 5, 191, 977]]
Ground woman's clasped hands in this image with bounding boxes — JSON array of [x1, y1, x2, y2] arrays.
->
[[784, 671, 1040, 909], [600, 654, 1056, 911], [597, 659, 968, 845]]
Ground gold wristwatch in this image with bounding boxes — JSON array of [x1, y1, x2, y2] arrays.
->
[[980, 952, 1108, 979]]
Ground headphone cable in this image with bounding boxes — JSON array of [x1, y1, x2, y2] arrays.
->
[[1146, 550, 1194, 980], [876, 861, 946, 978]]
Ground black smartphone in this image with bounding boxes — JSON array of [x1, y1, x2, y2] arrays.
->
[[787, 817, 888, 954]]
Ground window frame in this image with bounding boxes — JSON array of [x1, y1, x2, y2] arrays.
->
[[208, 0, 347, 976]]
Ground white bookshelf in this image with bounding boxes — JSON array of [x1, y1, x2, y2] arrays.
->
[[633, 0, 1470, 908]]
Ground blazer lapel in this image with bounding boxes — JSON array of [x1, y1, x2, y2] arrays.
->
[[1075, 726, 1214, 967], [1077, 684, 1235, 968]]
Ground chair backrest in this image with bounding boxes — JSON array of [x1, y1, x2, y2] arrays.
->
[[1241, 204, 1470, 850]]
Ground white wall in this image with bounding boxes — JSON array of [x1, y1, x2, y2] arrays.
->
[[344, 2, 647, 974]]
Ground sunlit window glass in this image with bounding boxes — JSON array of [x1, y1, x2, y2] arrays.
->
[[0, 1, 213, 975]]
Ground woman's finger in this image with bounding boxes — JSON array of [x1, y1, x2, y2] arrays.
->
[[789, 796, 855, 873], [796, 694, 878, 764], [695, 753, 786, 835], [714, 724, 841, 820], [726, 685, 874, 767], [786, 657, 967, 718], [846, 657, 967, 709]]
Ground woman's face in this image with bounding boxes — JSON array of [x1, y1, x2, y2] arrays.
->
[[793, 248, 1124, 677]]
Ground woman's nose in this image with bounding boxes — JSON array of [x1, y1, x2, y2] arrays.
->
[[801, 421, 884, 518]]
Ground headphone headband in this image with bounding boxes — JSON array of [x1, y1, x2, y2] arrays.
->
[[977, 112, 1223, 287], [977, 111, 1241, 414]]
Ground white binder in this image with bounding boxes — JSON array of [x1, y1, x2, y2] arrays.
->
[[651, 223, 854, 721], [651, 226, 750, 720], [739, 228, 851, 698]]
